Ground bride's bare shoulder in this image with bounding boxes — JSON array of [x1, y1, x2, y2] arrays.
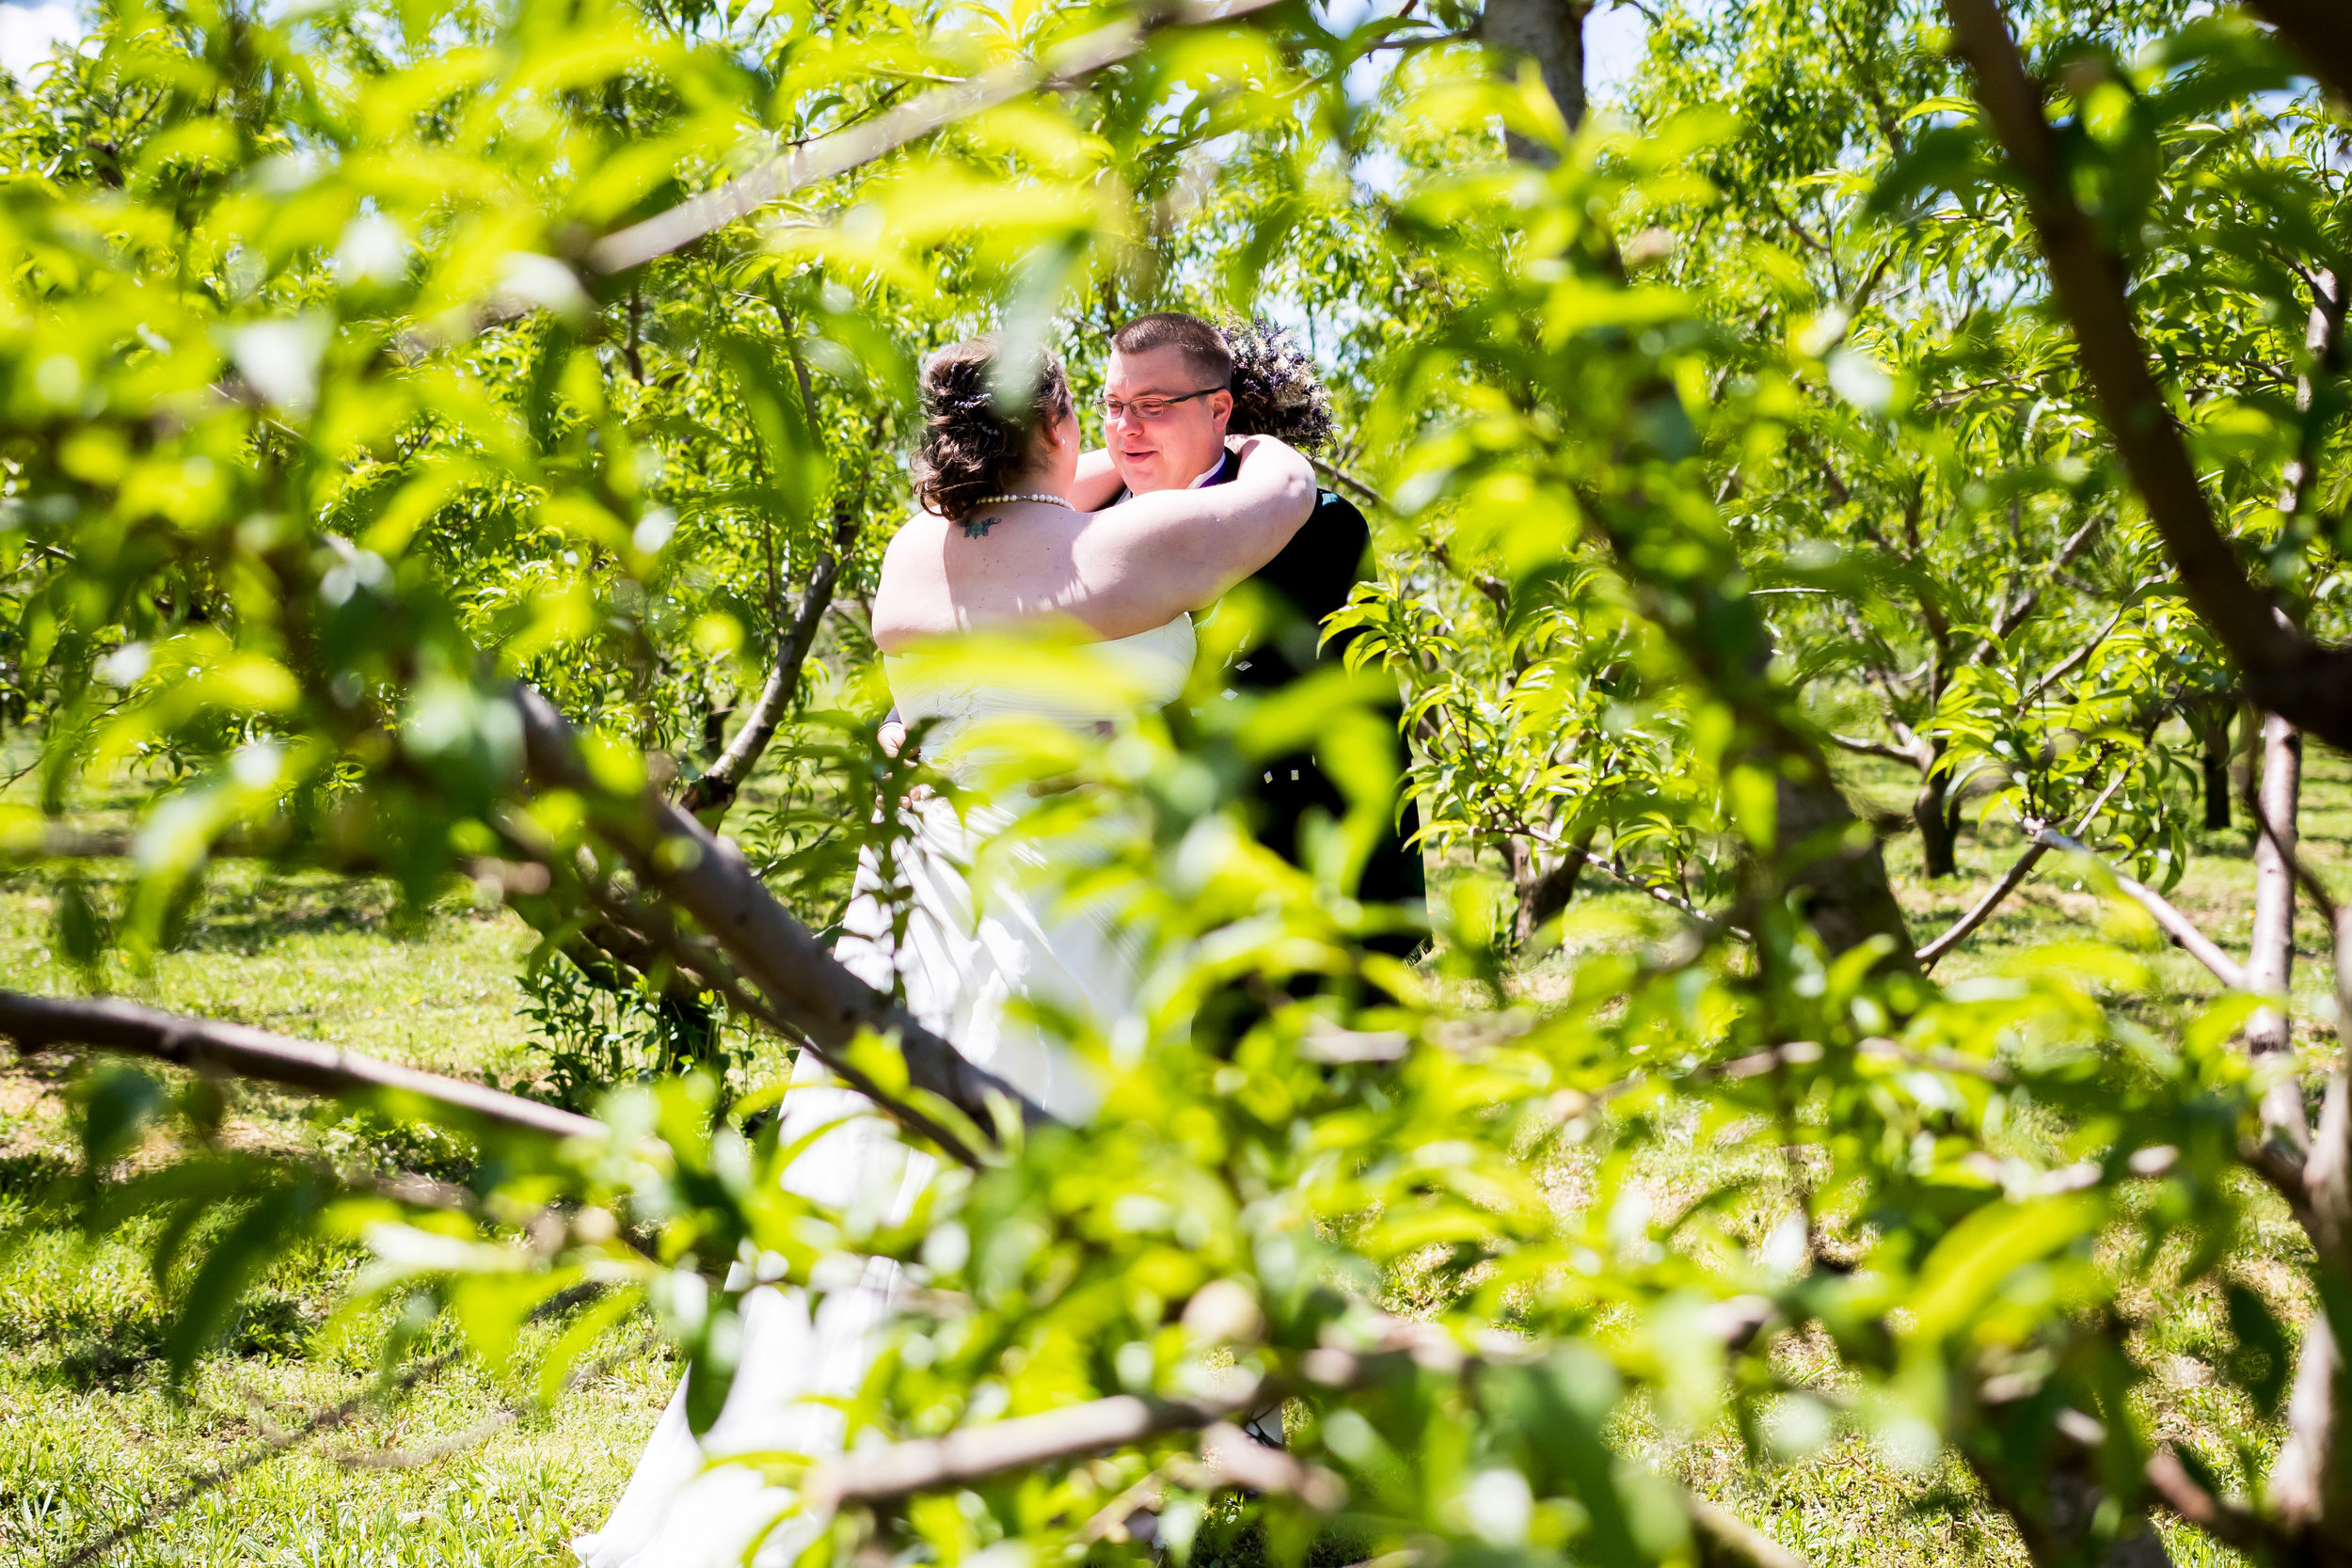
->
[[874, 510, 961, 653], [882, 509, 955, 575]]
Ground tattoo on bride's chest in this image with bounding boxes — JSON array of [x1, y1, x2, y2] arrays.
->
[[961, 514, 1000, 539]]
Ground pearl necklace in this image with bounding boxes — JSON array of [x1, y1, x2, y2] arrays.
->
[[969, 493, 1073, 510]]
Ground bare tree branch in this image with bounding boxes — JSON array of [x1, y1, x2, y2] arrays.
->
[[561, 857, 988, 1168], [2026, 827, 2249, 990], [680, 496, 857, 821], [1979, 510, 2107, 652], [2249, 763, 2342, 930], [1945, 0, 2352, 750], [511, 686, 1055, 1141], [805, 1378, 1267, 1512], [805, 1344, 1812, 1566], [1826, 732, 1922, 767], [1508, 817, 1752, 939], [0, 990, 602, 1143], [2016, 594, 2145, 707], [2243, 715, 2309, 1153], [586, 0, 1293, 277], [1689, 1497, 1810, 1568], [1915, 836, 2052, 969], [2279, 268, 2345, 517], [2142, 1449, 2285, 1556], [1915, 773, 2127, 969], [1308, 453, 1392, 512]]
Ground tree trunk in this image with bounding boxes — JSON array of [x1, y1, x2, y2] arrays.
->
[[1776, 760, 1919, 972], [2196, 698, 2233, 831], [1483, 0, 1588, 157], [2268, 902, 2352, 1551], [2247, 713, 2303, 1079], [1510, 827, 1595, 948], [1915, 761, 1959, 879], [2270, 1292, 2352, 1543], [678, 499, 854, 823]]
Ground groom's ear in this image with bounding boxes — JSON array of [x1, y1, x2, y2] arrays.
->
[[1210, 388, 1232, 433]]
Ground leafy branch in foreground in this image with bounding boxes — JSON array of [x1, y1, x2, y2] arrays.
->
[[8, 2, 2352, 1566]]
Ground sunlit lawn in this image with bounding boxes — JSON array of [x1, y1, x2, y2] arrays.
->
[[0, 855, 680, 1568], [1, 742, 2344, 1566]]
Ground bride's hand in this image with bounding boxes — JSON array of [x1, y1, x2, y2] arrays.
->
[[1069, 448, 1123, 512], [1226, 431, 1311, 478]]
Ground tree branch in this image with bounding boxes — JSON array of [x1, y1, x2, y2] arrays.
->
[[0, 990, 602, 1143], [2142, 1449, 2283, 1555], [804, 1345, 1810, 1566], [1979, 510, 2107, 655], [560, 855, 988, 1168], [1308, 453, 1392, 512], [1507, 816, 1751, 939], [1689, 1497, 1810, 1568], [2026, 826, 2249, 990], [1915, 836, 2051, 969], [679, 495, 856, 820], [1915, 772, 2127, 969], [585, 0, 1292, 276], [511, 687, 1056, 1140], [1826, 732, 1920, 767], [805, 1378, 1267, 1511], [1944, 0, 2352, 750], [2279, 267, 2345, 518], [2242, 716, 2307, 1151], [2016, 591, 2146, 707]]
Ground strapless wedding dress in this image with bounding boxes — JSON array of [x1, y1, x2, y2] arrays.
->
[[576, 613, 1196, 1568]]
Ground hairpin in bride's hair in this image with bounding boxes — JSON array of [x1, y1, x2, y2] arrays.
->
[[915, 335, 1073, 520], [1219, 315, 1335, 452]]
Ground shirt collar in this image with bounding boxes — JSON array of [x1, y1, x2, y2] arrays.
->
[[1186, 454, 1226, 489]]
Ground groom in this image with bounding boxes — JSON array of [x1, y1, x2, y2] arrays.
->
[[1101, 313, 1424, 931]]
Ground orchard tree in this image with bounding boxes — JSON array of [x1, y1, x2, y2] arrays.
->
[[6, 8, 2352, 1568]]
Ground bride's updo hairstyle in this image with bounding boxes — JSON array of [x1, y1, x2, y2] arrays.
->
[[1220, 316, 1335, 452], [914, 334, 1073, 519]]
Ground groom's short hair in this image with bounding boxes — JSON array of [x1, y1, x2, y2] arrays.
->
[[1111, 312, 1232, 388]]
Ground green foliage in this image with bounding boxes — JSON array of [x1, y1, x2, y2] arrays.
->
[[513, 951, 726, 1111], [3, 0, 2349, 1564]]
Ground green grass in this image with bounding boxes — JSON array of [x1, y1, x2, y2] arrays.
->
[[2, 745, 2345, 1567], [0, 863, 680, 1568]]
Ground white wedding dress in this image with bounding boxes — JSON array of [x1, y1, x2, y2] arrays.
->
[[575, 612, 1197, 1568]]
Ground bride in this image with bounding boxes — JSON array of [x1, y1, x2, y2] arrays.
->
[[575, 334, 1318, 1568]]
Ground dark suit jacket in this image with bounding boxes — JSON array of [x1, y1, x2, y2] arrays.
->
[[1142, 451, 1424, 911]]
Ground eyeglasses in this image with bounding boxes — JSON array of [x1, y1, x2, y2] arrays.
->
[[1099, 386, 1227, 421]]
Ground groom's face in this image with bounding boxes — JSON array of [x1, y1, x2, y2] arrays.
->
[[1104, 346, 1232, 495]]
